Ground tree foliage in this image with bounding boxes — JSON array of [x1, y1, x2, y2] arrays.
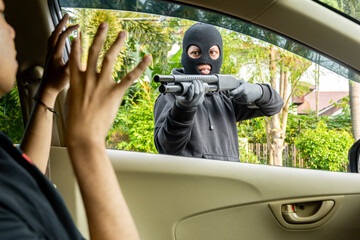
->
[[239, 140, 259, 164], [0, 86, 24, 143], [295, 121, 353, 172], [67, 8, 180, 77], [109, 80, 158, 153]]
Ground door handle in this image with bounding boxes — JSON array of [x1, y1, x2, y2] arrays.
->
[[282, 200, 334, 224]]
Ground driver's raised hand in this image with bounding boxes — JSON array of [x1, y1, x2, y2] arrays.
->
[[65, 22, 151, 240], [66, 22, 152, 147], [39, 13, 79, 98]]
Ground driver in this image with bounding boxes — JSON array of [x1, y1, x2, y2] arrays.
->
[[153, 22, 284, 161]]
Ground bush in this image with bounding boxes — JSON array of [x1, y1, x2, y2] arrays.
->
[[237, 118, 267, 143], [239, 138, 260, 163], [107, 80, 158, 153], [0, 87, 24, 143], [295, 121, 353, 172]]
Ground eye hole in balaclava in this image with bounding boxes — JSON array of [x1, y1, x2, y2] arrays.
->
[[181, 23, 223, 74], [187, 45, 220, 61]]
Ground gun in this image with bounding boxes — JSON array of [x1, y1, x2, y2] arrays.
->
[[153, 74, 243, 96]]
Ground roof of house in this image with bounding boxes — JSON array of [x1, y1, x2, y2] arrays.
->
[[295, 91, 348, 115]]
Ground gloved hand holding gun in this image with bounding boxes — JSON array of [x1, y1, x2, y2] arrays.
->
[[229, 80, 263, 104], [175, 79, 205, 109]]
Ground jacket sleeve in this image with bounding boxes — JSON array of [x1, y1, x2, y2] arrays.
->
[[153, 93, 197, 155], [232, 83, 284, 121]]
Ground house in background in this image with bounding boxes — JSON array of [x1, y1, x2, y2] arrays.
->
[[293, 87, 348, 116]]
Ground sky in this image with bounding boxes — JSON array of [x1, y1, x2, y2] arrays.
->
[[308, 65, 349, 92]]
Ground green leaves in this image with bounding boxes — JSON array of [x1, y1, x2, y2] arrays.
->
[[0, 87, 24, 143], [107, 80, 158, 153], [295, 121, 353, 172], [239, 140, 259, 163]]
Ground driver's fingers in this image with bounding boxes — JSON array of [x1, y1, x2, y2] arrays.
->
[[117, 55, 152, 92], [99, 31, 127, 82], [48, 14, 69, 50], [69, 37, 82, 88], [86, 22, 109, 76], [54, 24, 79, 61]]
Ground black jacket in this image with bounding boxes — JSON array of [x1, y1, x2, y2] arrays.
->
[[154, 68, 284, 161], [0, 132, 85, 240]]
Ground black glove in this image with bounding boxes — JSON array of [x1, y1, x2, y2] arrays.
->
[[175, 79, 205, 109], [230, 82, 263, 104]]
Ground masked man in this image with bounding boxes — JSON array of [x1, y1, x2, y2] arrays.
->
[[154, 23, 283, 162]]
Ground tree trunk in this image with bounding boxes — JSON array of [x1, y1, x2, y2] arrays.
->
[[267, 46, 284, 166], [315, 64, 320, 118], [273, 138, 284, 166], [349, 81, 360, 140], [265, 117, 273, 165], [281, 71, 289, 132], [271, 115, 283, 166], [269, 46, 277, 89], [263, 47, 310, 166]]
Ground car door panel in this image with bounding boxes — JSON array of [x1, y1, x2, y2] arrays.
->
[[176, 195, 360, 240], [50, 147, 360, 239]]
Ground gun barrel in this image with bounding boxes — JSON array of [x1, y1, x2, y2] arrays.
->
[[207, 84, 218, 92], [154, 75, 175, 82], [154, 74, 218, 83], [159, 84, 182, 94], [154, 74, 242, 94]]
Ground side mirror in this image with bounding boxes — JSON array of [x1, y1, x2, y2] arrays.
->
[[348, 139, 360, 173]]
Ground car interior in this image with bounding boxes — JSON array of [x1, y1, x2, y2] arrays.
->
[[4, 0, 360, 239]]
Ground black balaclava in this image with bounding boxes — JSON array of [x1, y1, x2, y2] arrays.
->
[[181, 23, 223, 74]]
